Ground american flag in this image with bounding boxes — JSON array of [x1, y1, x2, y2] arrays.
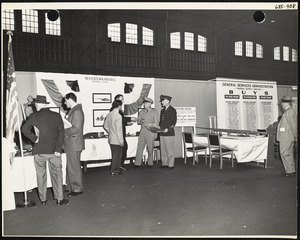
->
[[5, 31, 19, 160]]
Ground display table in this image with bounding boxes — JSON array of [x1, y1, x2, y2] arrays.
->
[[11, 154, 67, 192], [81, 136, 141, 172], [193, 135, 268, 166]]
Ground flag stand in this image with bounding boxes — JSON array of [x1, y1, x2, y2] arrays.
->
[[16, 101, 36, 208]]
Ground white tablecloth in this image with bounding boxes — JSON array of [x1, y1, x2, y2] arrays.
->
[[81, 136, 140, 161], [193, 135, 268, 163], [11, 154, 67, 192]]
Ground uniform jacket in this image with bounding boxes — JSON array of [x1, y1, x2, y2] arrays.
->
[[22, 108, 64, 154], [64, 104, 85, 151], [276, 106, 297, 142], [104, 109, 124, 145], [137, 108, 159, 130], [159, 105, 177, 136]]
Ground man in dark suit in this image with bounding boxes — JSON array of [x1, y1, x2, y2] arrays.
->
[[114, 94, 137, 170], [276, 96, 297, 177], [64, 92, 85, 196], [159, 95, 177, 170], [22, 95, 69, 206]]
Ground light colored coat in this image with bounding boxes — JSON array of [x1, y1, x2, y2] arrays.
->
[[104, 109, 124, 145], [276, 106, 297, 142]]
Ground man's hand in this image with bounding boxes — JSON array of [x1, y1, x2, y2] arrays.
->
[[131, 117, 138, 122], [163, 128, 169, 133], [54, 152, 61, 157]]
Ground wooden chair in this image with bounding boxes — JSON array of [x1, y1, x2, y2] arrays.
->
[[182, 132, 207, 166], [153, 135, 161, 163], [208, 134, 235, 170]]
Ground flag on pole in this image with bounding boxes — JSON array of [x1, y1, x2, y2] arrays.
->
[[5, 31, 18, 163]]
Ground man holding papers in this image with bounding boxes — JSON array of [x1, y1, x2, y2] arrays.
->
[[22, 95, 68, 206]]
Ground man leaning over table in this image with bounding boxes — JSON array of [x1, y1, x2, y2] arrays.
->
[[276, 96, 297, 177], [64, 92, 85, 196], [22, 95, 69, 206], [134, 97, 159, 167]]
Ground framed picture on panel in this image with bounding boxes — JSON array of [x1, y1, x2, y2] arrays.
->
[[92, 93, 112, 103], [93, 109, 110, 127], [48, 107, 60, 114]]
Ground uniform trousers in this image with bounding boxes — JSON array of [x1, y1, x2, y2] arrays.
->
[[34, 154, 64, 201], [110, 144, 123, 173], [65, 150, 83, 192], [135, 128, 155, 166], [160, 136, 175, 167], [279, 141, 296, 174]]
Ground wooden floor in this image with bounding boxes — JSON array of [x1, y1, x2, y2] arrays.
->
[[3, 154, 298, 237]]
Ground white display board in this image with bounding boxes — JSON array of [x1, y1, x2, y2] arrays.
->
[[175, 107, 197, 127], [215, 78, 278, 131], [34, 72, 155, 134]]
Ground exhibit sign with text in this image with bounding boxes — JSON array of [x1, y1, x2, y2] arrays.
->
[[215, 78, 278, 131]]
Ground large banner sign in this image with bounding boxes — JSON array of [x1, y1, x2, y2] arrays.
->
[[35, 72, 154, 135], [216, 78, 278, 131]]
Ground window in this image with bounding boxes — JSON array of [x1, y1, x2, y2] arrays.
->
[[126, 23, 138, 44], [142, 27, 153, 46], [3, 9, 15, 31], [292, 49, 297, 62], [256, 44, 263, 58], [184, 32, 194, 51], [22, 9, 38, 33], [170, 32, 180, 49], [45, 13, 61, 36], [235, 41, 243, 56], [245, 41, 253, 57], [198, 35, 207, 52], [283, 46, 289, 61], [274, 47, 280, 60], [107, 23, 121, 42]]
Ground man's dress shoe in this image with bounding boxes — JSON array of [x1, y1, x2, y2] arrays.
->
[[67, 191, 83, 197], [57, 199, 70, 205]]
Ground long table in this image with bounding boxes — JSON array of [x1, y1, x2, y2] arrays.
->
[[193, 135, 268, 166], [11, 154, 67, 192], [81, 136, 141, 172]]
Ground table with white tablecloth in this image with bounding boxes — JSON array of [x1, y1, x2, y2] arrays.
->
[[11, 154, 67, 192], [193, 135, 268, 166], [81, 136, 142, 172]]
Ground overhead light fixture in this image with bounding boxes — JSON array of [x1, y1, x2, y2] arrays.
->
[[271, 20, 275, 23]]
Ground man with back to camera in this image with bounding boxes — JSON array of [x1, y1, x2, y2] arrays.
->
[[276, 96, 297, 177], [22, 95, 69, 206], [159, 95, 177, 170], [64, 92, 85, 196], [134, 97, 159, 167], [114, 94, 137, 170]]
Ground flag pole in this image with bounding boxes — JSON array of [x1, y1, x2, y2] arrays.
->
[[5, 31, 35, 208]]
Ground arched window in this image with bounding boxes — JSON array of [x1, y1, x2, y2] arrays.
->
[[3, 9, 14, 31], [246, 41, 253, 57], [256, 44, 263, 58], [235, 41, 243, 56], [184, 32, 194, 51], [292, 49, 298, 62], [107, 23, 121, 42], [142, 27, 153, 46], [274, 47, 280, 60], [198, 35, 207, 52], [283, 46, 289, 61], [170, 32, 181, 49], [126, 23, 138, 44], [45, 13, 61, 36], [22, 9, 38, 33]]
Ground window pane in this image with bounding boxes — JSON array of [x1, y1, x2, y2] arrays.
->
[[126, 23, 138, 44], [292, 49, 297, 62], [184, 32, 194, 51], [256, 44, 263, 58], [274, 47, 280, 60], [235, 41, 243, 56], [246, 41, 253, 57], [170, 32, 180, 49], [22, 9, 38, 33], [3, 9, 15, 31], [198, 35, 207, 52], [45, 13, 61, 36], [142, 27, 153, 46], [283, 46, 289, 61], [107, 23, 121, 42]]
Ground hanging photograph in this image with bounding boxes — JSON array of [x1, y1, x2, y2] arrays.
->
[[93, 109, 110, 127], [92, 93, 112, 103]]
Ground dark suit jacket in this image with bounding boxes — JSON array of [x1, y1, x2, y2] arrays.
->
[[119, 110, 132, 141], [64, 104, 85, 151], [22, 108, 64, 154], [276, 106, 297, 142], [159, 105, 177, 136]]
